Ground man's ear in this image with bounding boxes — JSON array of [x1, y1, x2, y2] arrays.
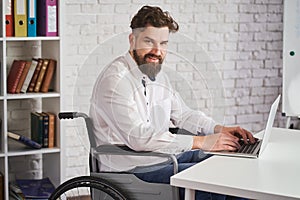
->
[[129, 33, 135, 50]]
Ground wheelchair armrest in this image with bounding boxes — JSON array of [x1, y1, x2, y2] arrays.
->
[[93, 144, 178, 174], [169, 127, 194, 135]]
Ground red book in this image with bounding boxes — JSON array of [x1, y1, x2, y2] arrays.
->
[[7, 60, 27, 94], [15, 61, 32, 93]]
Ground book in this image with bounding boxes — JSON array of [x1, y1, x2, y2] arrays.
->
[[7, 60, 27, 94], [9, 182, 22, 194], [7, 131, 42, 149], [40, 112, 49, 147], [9, 183, 24, 200], [28, 58, 43, 92], [40, 59, 56, 93], [44, 112, 55, 148], [15, 61, 31, 93], [21, 59, 38, 93], [34, 59, 49, 92], [9, 191, 23, 200], [31, 112, 44, 146], [16, 177, 55, 199]]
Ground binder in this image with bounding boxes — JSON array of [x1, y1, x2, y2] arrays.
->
[[27, 0, 37, 37], [37, 0, 58, 36], [5, 0, 14, 36], [14, 0, 27, 37]]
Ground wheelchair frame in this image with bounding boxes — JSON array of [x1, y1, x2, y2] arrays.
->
[[49, 112, 180, 200]]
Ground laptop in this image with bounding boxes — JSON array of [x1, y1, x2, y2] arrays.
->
[[205, 95, 281, 158]]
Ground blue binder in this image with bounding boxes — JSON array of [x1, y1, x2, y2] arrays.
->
[[27, 0, 37, 37]]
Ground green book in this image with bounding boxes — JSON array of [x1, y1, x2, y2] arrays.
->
[[31, 112, 44, 146]]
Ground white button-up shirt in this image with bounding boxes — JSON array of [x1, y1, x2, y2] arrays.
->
[[89, 52, 216, 172]]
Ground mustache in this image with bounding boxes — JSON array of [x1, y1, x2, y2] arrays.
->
[[144, 54, 162, 62]]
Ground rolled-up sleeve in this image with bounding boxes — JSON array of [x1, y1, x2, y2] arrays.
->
[[170, 90, 217, 135]]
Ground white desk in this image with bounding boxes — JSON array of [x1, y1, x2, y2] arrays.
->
[[171, 128, 300, 200]]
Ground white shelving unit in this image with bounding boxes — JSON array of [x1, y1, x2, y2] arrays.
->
[[0, 1, 63, 199]]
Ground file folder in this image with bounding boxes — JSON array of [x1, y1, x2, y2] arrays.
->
[[5, 0, 14, 36], [27, 0, 37, 37], [14, 0, 27, 37], [37, 0, 58, 36]]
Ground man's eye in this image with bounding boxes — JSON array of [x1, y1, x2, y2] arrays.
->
[[144, 40, 152, 44]]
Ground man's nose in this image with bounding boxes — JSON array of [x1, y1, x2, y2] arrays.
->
[[150, 44, 162, 56]]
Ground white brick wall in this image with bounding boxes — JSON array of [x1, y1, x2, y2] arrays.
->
[[62, 0, 285, 180]]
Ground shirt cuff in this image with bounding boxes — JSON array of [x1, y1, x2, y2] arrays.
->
[[208, 121, 218, 134], [175, 134, 193, 152]]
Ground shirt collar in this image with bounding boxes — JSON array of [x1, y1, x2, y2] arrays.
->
[[125, 51, 146, 81]]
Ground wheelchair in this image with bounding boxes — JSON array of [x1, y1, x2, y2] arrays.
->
[[49, 112, 181, 200]]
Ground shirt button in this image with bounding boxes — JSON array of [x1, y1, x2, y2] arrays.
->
[[146, 102, 149, 105], [147, 119, 149, 122]]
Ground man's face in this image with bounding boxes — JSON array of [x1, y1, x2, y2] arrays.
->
[[130, 26, 169, 81]]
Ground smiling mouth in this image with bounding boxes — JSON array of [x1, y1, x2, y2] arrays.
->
[[144, 54, 162, 63], [146, 56, 159, 63]]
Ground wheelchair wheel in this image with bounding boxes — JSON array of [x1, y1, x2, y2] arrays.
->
[[49, 176, 129, 200]]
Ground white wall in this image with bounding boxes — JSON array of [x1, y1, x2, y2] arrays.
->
[[62, 0, 284, 180]]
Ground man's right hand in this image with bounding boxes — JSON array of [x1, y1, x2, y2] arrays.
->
[[192, 133, 241, 152]]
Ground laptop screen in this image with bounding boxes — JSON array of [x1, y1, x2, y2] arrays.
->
[[259, 95, 281, 156]]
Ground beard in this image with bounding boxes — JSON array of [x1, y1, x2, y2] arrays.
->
[[133, 50, 163, 81]]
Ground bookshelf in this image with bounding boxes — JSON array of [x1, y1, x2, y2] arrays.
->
[[0, 1, 62, 199]]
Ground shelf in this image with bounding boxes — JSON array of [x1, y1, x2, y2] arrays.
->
[[7, 148, 60, 157], [1, 1, 62, 197], [5, 36, 60, 41], [6, 92, 60, 100]]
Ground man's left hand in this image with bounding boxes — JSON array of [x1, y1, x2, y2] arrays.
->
[[214, 125, 256, 144]]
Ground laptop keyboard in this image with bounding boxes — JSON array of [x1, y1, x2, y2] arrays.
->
[[237, 140, 260, 154]]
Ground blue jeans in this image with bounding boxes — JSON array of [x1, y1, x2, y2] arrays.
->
[[133, 150, 247, 200]]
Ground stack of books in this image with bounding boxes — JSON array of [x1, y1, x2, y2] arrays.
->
[[7, 110, 56, 149], [7, 58, 56, 94], [10, 177, 55, 200], [31, 112, 56, 148]]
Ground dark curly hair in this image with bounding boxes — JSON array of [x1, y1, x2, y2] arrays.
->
[[130, 5, 179, 33]]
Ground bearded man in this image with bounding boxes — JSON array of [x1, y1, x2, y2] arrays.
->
[[89, 5, 253, 200]]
